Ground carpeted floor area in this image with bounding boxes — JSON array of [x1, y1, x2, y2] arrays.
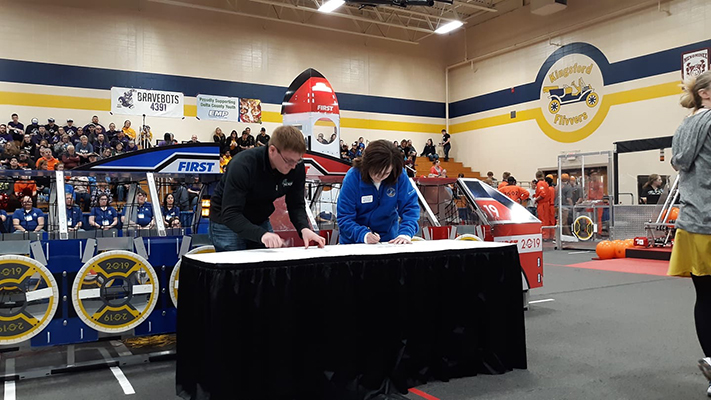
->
[[406, 250, 704, 400], [2, 249, 707, 400]]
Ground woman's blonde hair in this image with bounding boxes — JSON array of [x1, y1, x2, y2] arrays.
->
[[681, 71, 711, 109]]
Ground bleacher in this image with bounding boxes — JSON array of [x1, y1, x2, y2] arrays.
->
[[413, 157, 481, 179]]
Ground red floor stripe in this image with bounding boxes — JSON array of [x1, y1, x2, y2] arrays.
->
[[409, 388, 441, 400], [559, 258, 671, 276], [544, 262, 571, 267]]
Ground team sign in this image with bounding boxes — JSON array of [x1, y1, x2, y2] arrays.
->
[[196, 94, 240, 122], [682, 49, 709, 81], [111, 87, 184, 118], [539, 54, 603, 137]]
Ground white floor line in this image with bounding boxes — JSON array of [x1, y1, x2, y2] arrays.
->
[[110, 366, 135, 395], [568, 251, 593, 254], [529, 298, 555, 304], [4, 358, 15, 400], [4, 382, 15, 400]]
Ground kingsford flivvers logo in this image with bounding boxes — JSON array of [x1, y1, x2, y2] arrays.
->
[[538, 53, 604, 142]]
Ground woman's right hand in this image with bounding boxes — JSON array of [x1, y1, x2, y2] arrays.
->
[[365, 232, 381, 244]]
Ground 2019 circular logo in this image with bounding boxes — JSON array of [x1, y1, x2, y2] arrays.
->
[[169, 245, 215, 308], [0, 256, 58, 345], [72, 251, 158, 333]]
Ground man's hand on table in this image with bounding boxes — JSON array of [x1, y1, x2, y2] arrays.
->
[[261, 232, 285, 248], [301, 228, 326, 249]]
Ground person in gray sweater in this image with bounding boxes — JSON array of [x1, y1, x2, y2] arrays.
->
[[668, 70, 711, 397]]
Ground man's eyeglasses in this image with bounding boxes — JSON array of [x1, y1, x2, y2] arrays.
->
[[274, 147, 303, 167]]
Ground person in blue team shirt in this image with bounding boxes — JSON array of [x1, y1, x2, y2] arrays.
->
[[0, 124, 13, 146], [162, 193, 180, 225], [337, 139, 420, 244], [0, 209, 7, 233], [63, 119, 78, 136], [89, 194, 118, 230], [65, 193, 83, 231], [8, 114, 24, 142], [12, 196, 44, 233], [122, 190, 154, 229]]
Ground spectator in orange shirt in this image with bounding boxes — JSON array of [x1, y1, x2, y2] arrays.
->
[[534, 171, 550, 238], [587, 170, 604, 200], [14, 176, 37, 201], [546, 175, 557, 235], [500, 176, 530, 204], [429, 160, 447, 177], [35, 147, 58, 170], [587, 170, 604, 234], [498, 172, 511, 189]]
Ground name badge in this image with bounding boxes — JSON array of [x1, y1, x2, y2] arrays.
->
[[25, 215, 33, 221], [102, 219, 109, 226], [361, 195, 373, 204], [68, 218, 72, 225], [137, 213, 145, 219]]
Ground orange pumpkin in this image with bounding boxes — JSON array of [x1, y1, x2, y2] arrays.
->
[[596, 241, 615, 260], [613, 240, 627, 258]]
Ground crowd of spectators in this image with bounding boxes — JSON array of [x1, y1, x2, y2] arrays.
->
[[1, 113, 155, 171], [0, 113, 211, 233], [215, 126, 270, 172], [339, 137, 439, 179]]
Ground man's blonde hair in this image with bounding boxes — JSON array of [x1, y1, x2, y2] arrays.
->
[[269, 126, 307, 154]]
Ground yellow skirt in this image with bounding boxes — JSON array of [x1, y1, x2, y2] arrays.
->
[[668, 229, 711, 277]]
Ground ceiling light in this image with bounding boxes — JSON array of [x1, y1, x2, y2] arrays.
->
[[434, 20, 463, 34], [318, 0, 345, 13]]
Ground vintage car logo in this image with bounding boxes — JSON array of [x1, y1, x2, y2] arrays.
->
[[538, 53, 604, 142]]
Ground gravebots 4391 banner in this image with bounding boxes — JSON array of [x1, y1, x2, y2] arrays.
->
[[111, 87, 184, 118]]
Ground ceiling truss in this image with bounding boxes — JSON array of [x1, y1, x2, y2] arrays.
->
[[148, 0, 505, 44]]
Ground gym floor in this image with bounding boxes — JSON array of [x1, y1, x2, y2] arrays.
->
[[0, 249, 704, 400]]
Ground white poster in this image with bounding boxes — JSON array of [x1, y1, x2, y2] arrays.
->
[[111, 87, 184, 118], [196, 94, 240, 122]]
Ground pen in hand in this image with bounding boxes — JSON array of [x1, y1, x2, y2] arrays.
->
[[365, 228, 380, 244]]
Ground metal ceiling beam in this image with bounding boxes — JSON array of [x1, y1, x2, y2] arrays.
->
[[146, 0, 419, 44], [452, 0, 497, 12], [249, 0, 436, 33], [464, 9, 489, 21], [370, 4, 460, 23]]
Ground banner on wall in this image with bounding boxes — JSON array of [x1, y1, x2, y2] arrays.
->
[[240, 98, 262, 123], [682, 48, 709, 81], [111, 87, 184, 118], [196, 94, 240, 122]]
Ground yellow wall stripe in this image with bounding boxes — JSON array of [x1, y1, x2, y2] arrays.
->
[[450, 81, 683, 135], [604, 81, 681, 106], [340, 117, 442, 134], [0, 91, 440, 134], [450, 109, 538, 133], [262, 111, 283, 123], [0, 91, 111, 111]]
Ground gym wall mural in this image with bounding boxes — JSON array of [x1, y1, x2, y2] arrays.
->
[[448, 40, 711, 143]]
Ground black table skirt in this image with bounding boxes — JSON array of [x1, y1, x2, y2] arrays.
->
[[176, 245, 526, 400]]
